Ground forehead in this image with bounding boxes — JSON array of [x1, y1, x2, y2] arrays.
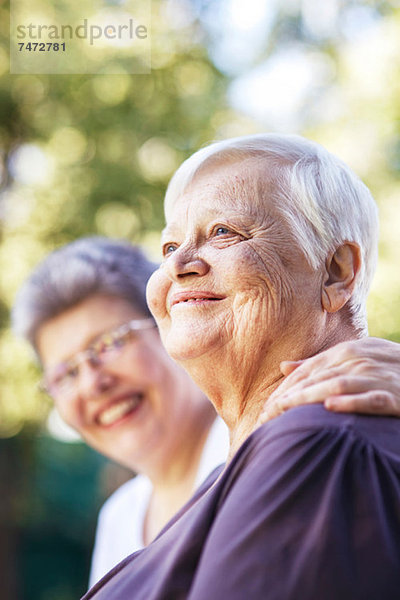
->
[[164, 158, 276, 230]]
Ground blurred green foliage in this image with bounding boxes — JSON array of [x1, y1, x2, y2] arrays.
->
[[1, 0, 400, 598], [0, 431, 111, 599]]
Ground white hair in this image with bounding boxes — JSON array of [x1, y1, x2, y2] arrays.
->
[[165, 133, 379, 334]]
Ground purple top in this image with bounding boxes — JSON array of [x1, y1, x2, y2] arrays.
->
[[82, 405, 400, 600]]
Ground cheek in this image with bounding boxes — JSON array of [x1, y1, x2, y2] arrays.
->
[[252, 243, 295, 298], [55, 400, 81, 430], [231, 243, 293, 299], [146, 267, 170, 321], [123, 335, 171, 383], [226, 243, 295, 324]]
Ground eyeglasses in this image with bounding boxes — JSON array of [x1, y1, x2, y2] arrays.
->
[[40, 317, 156, 399]]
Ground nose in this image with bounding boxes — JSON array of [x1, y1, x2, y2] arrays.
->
[[77, 360, 116, 399], [164, 243, 210, 282]]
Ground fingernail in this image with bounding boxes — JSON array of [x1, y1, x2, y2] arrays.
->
[[325, 398, 336, 409]]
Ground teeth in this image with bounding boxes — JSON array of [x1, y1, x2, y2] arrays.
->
[[98, 396, 141, 426]]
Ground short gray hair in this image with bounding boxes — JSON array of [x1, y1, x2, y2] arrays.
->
[[12, 236, 158, 351], [165, 133, 379, 334]]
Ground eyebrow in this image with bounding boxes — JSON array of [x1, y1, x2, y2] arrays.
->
[[81, 322, 132, 350], [161, 225, 175, 239], [162, 205, 232, 237]]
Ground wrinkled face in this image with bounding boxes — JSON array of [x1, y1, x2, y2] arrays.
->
[[36, 294, 205, 471], [147, 159, 322, 372]]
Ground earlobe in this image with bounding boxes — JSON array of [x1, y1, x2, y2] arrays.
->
[[321, 243, 362, 313]]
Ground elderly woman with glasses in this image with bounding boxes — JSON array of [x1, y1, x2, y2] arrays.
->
[[79, 134, 400, 600], [12, 238, 230, 585]]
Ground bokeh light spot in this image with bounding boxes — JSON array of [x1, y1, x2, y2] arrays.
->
[[137, 137, 179, 181], [95, 202, 140, 238], [8, 144, 53, 185], [92, 74, 131, 105], [48, 127, 88, 166]]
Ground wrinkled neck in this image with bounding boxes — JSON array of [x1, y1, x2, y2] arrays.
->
[[180, 322, 361, 458]]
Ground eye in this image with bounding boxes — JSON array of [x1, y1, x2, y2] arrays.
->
[[53, 364, 79, 387], [162, 243, 178, 257], [211, 224, 247, 245], [64, 365, 80, 380], [93, 336, 114, 357], [214, 226, 231, 236]]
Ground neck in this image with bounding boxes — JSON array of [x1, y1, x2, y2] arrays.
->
[[149, 403, 216, 491], [181, 318, 361, 459], [227, 375, 284, 459], [142, 404, 216, 545]]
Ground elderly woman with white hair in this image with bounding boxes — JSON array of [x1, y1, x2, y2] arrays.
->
[[82, 134, 400, 600]]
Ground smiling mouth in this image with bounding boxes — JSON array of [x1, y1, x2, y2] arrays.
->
[[179, 298, 220, 304], [171, 294, 225, 308], [97, 394, 143, 427]]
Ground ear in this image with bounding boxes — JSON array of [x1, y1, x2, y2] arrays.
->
[[321, 242, 362, 313]]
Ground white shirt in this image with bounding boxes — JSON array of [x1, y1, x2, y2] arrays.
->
[[89, 417, 230, 586]]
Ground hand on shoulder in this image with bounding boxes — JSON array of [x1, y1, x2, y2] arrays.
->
[[259, 337, 400, 424]]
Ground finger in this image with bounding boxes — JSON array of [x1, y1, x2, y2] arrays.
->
[[325, 337, 400, 366], [271, 364, 312, 396], [274, 349, 349, 392], [279, 360, 303, 376], [278, 338, 399, 393], [274, 376, 378, 412], [261, 388, 398, 425], [258, 399, 284, 424], [325, 391, 398, 415], [271, 365, 351, 399], [349, 337, 400, 364]]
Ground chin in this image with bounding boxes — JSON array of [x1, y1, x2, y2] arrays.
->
[[164, 328, 218, 364], [165, 340, 202, 362]]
